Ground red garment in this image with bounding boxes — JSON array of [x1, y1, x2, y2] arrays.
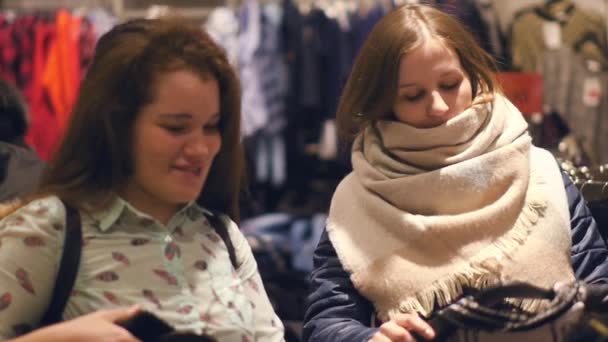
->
[[0, 16, 18, 84], [42, 10, 81, 135], [3, 12, 93, 161], [14, 16, 36, 93], [25, 18, 59, 161]]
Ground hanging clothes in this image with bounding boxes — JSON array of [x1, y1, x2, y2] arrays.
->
[[238, 0, 268, 138], [257, 1, 288, 135], [42, 9, 81, 135], [510, 4, 607, 72], [0, 16, 19, 85], [435, 0, 499, 59], [205, 6, 240, 66], [536, 46, 573, 115], [0, 8, 101, 160], [349, 3, 385, 64], [24, 16, 58, 161], [475, 0, 505, 63], [507, 2, 608, 167], [566, 57, 608, 165]]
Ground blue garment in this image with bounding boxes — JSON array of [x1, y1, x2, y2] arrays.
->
[[252, 132, 286, 187], [348, 4, 385, 64], [319, 16, 353, 121], [238, 0, 267, 137], [237, 0, 288, 138], [257, 2, 288, 135], [241, 212, 326, 274], [435, 0, 497, 58], [302, 171, 608, 342], [298, 8, 325, 109], [240, 213, 326, 324]]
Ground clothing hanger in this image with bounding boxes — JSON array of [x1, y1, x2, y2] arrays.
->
[[145, 5, 171, 19], [314, 0, 330, 12], [544, 0, 573, 8], [225, 0, 240, 10], [296, 0, 314, 15], [573, 32, 608, 70], [355, 0, 376, 17], [574, 32, 604, 51], [0, 9, 17, 23], [542, 0, 574, 21], [581, 180, 608, 202], [601, 182, 608, 196], [1, 0, 112, 16], [394, 0, 419, 5]]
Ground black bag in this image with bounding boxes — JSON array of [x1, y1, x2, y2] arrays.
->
[[117, 311, 216, 342], [413, 281, 608, 342], [38, 201, 237, 339]]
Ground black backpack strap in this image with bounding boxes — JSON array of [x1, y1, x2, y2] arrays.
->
[[206, 212, 238, 270], [39, 201, 82, 326]]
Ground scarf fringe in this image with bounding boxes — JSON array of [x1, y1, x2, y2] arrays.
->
[[388, 170, 548, 319]]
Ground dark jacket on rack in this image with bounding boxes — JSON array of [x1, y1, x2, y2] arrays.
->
[[302, 171, 608, 342]]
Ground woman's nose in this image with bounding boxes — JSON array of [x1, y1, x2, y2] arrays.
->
[[428, 91, 449, 117], [184, 133, 210, 156]]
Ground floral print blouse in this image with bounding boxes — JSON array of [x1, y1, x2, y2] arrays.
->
[[0, 195, 285, 341]]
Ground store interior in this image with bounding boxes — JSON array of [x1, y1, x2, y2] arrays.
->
[[1, 0, 607, 340]]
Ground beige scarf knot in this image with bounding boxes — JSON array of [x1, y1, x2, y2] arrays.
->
[[327, 95, 575, 321]]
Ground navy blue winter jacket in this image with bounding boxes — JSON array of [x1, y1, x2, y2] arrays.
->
[[302, 172, 608, 342]]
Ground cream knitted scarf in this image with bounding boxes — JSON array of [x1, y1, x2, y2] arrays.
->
[[326, 95, 575, 321]]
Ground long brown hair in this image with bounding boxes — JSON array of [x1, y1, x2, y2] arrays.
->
[[37, 17, 245, 222], [336, 4, 499, 143]]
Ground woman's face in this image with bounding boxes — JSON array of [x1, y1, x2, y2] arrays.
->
[[122, 69, 222, 221], [393, 38, 473, 128]]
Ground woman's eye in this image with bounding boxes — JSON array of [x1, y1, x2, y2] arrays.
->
[[204, 124, 220, 132], [441, 82, 460, 90], [164, 125, 187, 134], [404, 92, 424, 102]]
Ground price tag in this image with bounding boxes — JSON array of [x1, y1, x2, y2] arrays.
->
[[543, 21, 562, 50], [583, 77, 602, 108]]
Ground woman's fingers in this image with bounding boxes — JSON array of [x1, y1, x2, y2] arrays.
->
[[393, 314, 435, 340], [95, 305, 141, 323], [369, 331, 394, 342], [370, 313, 436, 342], [376, 320, 416, 342]]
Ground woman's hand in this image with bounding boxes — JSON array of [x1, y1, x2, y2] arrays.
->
[[369, 313, 436, 342], [12, 306, 142, 342]]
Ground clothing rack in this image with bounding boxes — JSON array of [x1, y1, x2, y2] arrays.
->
[[1, 0, 122, 15], [121, 6, 212, 21], [0, 0, 238, 21], [1, 0, 379, 22]]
